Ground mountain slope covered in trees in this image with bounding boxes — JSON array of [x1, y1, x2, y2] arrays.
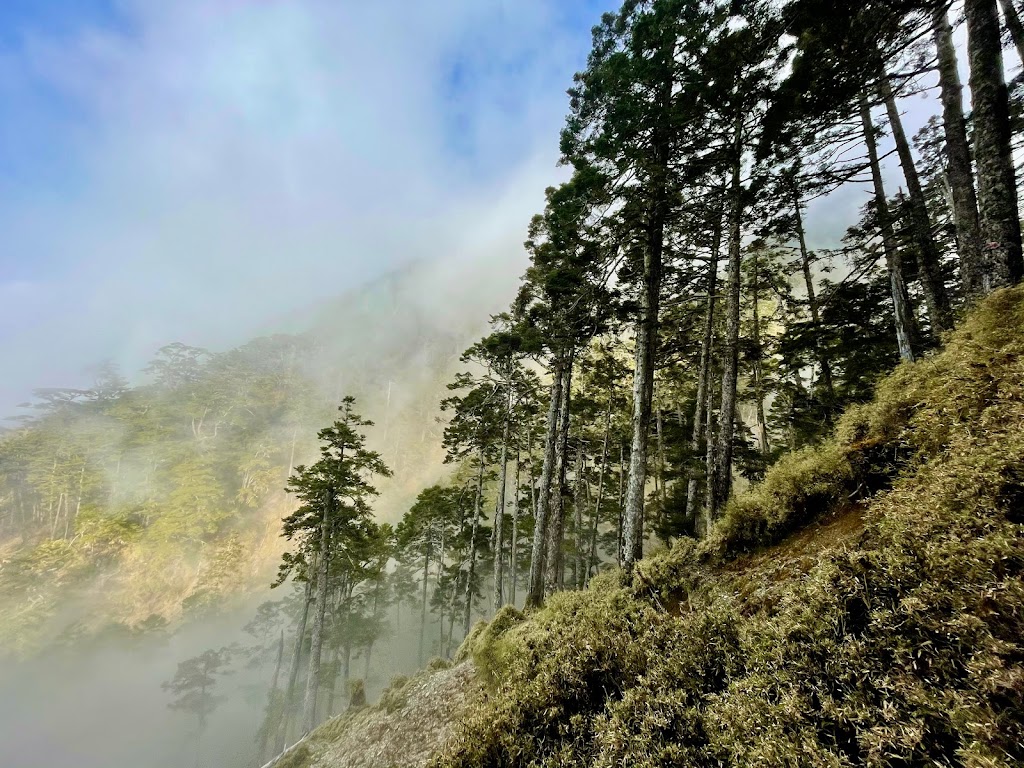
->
[[277, 285, 1024, 768], [256, 0, 1024, 766], [5, 0, 1024, 766], [0, 259, 502, 657]]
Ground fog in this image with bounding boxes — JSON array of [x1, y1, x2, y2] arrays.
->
[[1, 3, 615, 764], [0, 0, 618, 416], [0, 1, 997, 767]]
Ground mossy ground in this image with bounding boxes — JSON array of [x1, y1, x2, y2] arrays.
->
[[433, 287, 1024, 768]]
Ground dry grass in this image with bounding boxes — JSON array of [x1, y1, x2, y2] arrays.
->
[[432, 286, 1024, 768], [269, 661, 483, 768]]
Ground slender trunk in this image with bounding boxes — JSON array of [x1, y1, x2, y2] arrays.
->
[[621, 183, 667, 574], [463, 451, 485, 637], [287, 428, 297, 479], [302, 491, 333, 733], [363, 577, 382, 680], [703, 355, 718, 538], [544, 363, 573, 593], [750, 247, 770, 455], [686, 221, 721, 524], [616, 440, 625, 568], [510, 444, 521, 607], [572, 449, 587, 589], [861, 96, 918, 361], [343, 632, 352, 689], [793, 183, 835, 397], [933, 7, 985, 297], [587, 400, 611, 584], [418, 548, 430, 666], [69, 465, 85, 540], [526, 360, 564, 609], [999, 0, 1024, 66], [324, 646, 339, 717], [966, 0, 1024, 288], [492, 390, 511, 612], [256, 631, 285, 764], [656, 407, 667, 523], [436, 529, 447, 656], [879, 74, 953, 333], [621, 57, 673, 574], [710, 113, 745, 520], [527, 425, 539, 521], [275, 581, 311, 754]]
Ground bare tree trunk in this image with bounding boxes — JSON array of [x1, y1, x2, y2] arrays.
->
[[879, 74, 953, 333], [324, 646, 339, 717], [656, 406, 667, 521], [686, 218, 721, 525], [436, 529, 447, 656], [525, 359, 564, 609], [417, 548, 430, 666], [621, 193, 666, 573], [463, 451, 485, 636], [275, 581, 311, 754], [545, 363, 573, 594], [616, 440, 625, 568], [999, 0, 1024, 66], [510, 444, 521, 607], [792, 182, 835, 397], [967, 0, 1024, 288], [257, 631, 285, 765], [709, 113, 745, 521], [587, 399, 611, 584], [934, 6, 985, 297], [572, 449, 587, 589], [492, 389, 511, 612], [861, 97, 919, 361], [302, 492, 333, 733], [363, 576, 382, 680], [750, 246, 770, 455]]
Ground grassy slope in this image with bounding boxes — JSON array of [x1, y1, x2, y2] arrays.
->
[[432, 286, 1024, 767], [268, 660, 483, 768]]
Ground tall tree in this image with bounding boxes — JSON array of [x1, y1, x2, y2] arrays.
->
[[966, 0, 1024, 288], [278, 397, 391, 734]]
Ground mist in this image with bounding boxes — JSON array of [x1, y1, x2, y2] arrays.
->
[[0, 0, 618, 416], [0, 1, 998, 767]]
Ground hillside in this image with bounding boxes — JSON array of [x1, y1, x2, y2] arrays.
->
[[286, 286, 1024, 767], [267, 660, 482, 768], [0, 258, 507, 657]]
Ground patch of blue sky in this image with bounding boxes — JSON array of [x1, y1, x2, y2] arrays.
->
[[0, 1, 134, 196], [436, 0, 619, 181]]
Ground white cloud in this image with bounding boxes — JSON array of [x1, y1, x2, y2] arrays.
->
[[0, 0, 600, 412]]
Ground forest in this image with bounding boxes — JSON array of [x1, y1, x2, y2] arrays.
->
[[3, 0, 1024, 766]]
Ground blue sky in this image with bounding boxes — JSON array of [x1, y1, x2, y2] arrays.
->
[[0, 1, 982, 417], [0, 0, 616, 413]]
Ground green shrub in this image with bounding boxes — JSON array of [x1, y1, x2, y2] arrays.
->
[[714, 443, 855, 553], [273, 743, 312, 768], [379, 674, 411, 713], [427, 656, 452, 672]]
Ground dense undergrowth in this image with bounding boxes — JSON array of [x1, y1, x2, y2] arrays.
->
[[433, 287, 1024, 767]]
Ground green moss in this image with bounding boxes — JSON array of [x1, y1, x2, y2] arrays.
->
[[453, 620, 488, 664], [427, 656, 452, 672], [273, 743, 312, 768], [379, 674, 411, 714]]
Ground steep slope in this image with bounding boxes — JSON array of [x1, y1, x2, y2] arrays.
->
[[410, 286, 1024, 766], [0, 257, 510, 656], [267, 661, 483, 768]]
